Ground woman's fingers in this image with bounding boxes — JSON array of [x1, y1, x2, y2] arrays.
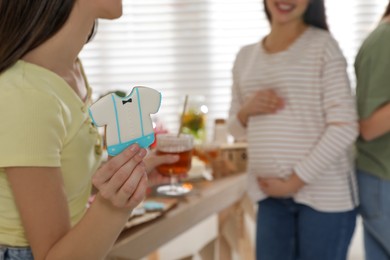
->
[[114, 162, 148, 208], [92, 144, 152, 210], [255, 89, 284, 114], [258, 98, 278, 113], [108, 149, 147, 191], [98, 148, 147, 201], [144, 154, 179, 173], [125, 173, 149, 210], [92, 144, 141, 188]]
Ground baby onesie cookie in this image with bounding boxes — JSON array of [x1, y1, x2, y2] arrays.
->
[[89, 86, 161, 156]]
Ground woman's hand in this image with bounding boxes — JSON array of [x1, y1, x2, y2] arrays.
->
[[144, 150, 180, 187], [144, 151, 180, 174], [238, 89, 284, 126], [92, 144, 148, 210], [258, 173, 305, 197]]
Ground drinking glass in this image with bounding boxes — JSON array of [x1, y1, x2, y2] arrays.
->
[[155, 133, 194, 196]]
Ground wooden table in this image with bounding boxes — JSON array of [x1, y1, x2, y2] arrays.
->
[[107, 173, 254, 260]]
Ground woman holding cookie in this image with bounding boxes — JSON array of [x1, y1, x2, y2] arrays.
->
[[0, 1, 175, 259]]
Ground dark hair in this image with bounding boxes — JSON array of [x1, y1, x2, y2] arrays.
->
[[383, 1, 390, 18], [0, 1, 76, 74], [263, 0, 329, 31]]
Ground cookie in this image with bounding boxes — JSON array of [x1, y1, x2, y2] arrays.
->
[[89, 86, 161, 156]]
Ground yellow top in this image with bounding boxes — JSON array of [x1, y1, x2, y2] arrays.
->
[[0, 60, 102, 246]]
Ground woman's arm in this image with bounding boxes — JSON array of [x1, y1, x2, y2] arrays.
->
[[359, 101, 390, 141], [293, 53, 358, 184], [355, 27, 390, 141], [6, 145, 148, 260]]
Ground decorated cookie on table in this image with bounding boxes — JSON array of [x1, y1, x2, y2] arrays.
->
[[88, 86, 161, 156]]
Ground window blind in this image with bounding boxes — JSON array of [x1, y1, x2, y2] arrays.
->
[[80, 0, 388, 139]]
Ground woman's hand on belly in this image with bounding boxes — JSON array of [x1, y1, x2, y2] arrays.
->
[[238, 89, 284, 126], [257, 173, 305, 197]]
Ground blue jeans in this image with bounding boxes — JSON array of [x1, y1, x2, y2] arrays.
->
[[357, 169, 390, 260], [256, 198, 357, 260], [0, 246, 33, 260]]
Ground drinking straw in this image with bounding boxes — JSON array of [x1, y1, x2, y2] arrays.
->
[[177, 95, 189, 137]]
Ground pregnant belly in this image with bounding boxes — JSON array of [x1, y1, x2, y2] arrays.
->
[[247, 117, 319, 178]]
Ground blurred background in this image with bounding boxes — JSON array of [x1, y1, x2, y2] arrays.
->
[[80, 0, 388, 140]]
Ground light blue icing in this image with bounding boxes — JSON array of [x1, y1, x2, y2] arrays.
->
[[107, 132, 155, 156]]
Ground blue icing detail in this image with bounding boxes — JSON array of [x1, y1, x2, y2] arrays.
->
[[135, 88, 144, 136], [143, 201, 165, 211], [107, 133, 155, 156], [111, 94, 122, 143], [88, 108, 97, 126]]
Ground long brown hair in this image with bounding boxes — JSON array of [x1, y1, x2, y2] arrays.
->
[[263, 0, 329, 31], [0, 1, 76, 74], [383, 1, 390, 18]]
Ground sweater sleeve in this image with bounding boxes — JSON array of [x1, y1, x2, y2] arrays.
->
[[293, 39, 358, 183], [227, 48, 247, 140]]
